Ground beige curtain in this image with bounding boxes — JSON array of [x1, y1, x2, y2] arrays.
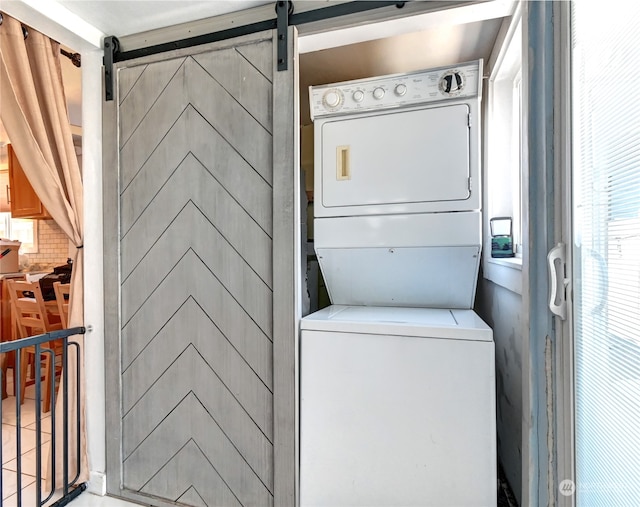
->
[[0, 13, 88, 484]]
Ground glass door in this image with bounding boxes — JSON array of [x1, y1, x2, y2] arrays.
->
[[571, 3, 640, 505]]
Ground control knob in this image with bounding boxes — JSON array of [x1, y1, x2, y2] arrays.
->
[[439, 71, 465, 96], [323, 89, 342, 109], [352, 90, 365, 103], [394, 84, 407, 96], [373, 87, 385, 100]]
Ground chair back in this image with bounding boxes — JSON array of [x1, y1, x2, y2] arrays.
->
[[6, 279, 62, 338], [53, 282, 71, 328]]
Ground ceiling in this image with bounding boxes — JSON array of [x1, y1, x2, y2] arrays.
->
[[56, 1, 272, 38]]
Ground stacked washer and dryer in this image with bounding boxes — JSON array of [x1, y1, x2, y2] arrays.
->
[[300, 61, 497, 506]]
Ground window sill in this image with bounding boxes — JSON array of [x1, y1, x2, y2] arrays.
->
[[483, 256, 523, 295], [487, 257, 523, 270]]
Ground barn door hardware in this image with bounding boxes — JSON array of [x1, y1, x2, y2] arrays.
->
[[103, 36, 120, 101], [276, 1, 294, 71], [102, 0, 409, 98]]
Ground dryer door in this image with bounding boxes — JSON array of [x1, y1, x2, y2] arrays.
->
[[318, 103, 476, 216]]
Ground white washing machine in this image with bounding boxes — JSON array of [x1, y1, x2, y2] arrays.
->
[[300, 306, 497, 507], [301, 61, 497, 506]]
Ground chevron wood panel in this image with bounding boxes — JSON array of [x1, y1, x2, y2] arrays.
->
[[193, 46, 272, 132], [118, 64, 146, 105], [235, 41, 273, 82], [177, 486, 210, 507], [120, 56, 272, 190], [122, 251, 273, 389], [119, 57, 185, 144], [141, 441, 241, 507], [121, 194, 273, 335], [124, 394, 273, 507], [121, 297, 273, 436], [119, 105, 272, 240], [118, 36, 276, 507], [120, 146, 272, 287], [123, 347, 273, 489]]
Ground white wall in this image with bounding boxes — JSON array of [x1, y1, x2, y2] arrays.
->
[[1, 1, 107, 494], [81, 48, 107, 494], [476, 278, 523, 505]]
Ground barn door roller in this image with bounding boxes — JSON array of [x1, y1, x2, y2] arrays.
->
[[276, 1, 294, 71], [103, 1, 406, 100], [103, 36, 120, 102]]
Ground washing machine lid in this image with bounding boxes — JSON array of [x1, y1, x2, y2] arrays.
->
[[301, 305, 492, 342]]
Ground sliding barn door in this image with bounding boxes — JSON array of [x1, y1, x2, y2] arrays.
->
[[103, 29, 298, 507]]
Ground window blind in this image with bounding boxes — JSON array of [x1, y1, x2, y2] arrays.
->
[[572, 3, 640, 505]]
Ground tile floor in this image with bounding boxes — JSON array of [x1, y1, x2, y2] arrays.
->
[[67, 493, 143, 506], [2, 381, 140, 507], [2, 383, 62, 507]]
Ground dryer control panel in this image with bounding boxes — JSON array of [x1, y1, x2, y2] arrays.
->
[[310, 60, 482, 120]]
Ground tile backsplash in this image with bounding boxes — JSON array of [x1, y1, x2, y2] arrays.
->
[[21, 219, 70, 270]]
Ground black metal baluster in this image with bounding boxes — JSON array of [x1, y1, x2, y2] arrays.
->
[[0, 327, 86, 506], [69, 341, 81, 486], [62, 337, 69, 498], [35, 343, 42, 507], [42, 347, 56, 505], [15, 347, 22, 506]]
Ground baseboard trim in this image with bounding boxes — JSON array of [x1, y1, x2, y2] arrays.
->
[[88, 471, 107, 496]]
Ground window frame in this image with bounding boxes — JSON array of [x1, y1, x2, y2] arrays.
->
[[0, 212, 38, 254], [482, 7, 525, 295]]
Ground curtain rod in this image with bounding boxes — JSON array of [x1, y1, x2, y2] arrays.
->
[[60, 48, 81, 67], [0, 13, 81, 67]]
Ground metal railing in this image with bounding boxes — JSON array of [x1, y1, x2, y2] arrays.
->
[[1, 327, 86, 506]]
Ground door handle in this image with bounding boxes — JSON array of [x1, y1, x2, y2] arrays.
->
[[548, 242, 569, 320], [587, 248, 608, 315]]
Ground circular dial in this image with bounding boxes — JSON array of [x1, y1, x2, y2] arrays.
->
[[439, 70, 465, 96], [373, 87, 385, 100], [394, 84, 407, 96], [352, 90, 365, 103], [322, 89, 343, 109]]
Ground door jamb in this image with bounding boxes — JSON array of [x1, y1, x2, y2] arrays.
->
[[554, 1, 576, 505]]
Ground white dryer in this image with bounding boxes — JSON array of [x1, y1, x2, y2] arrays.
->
[[301, 61, 496, 506], [309, 61, 483, 309]]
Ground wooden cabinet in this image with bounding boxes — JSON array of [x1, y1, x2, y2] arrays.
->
[[7, 144, 51, 219], [0, 170, 9, 213]]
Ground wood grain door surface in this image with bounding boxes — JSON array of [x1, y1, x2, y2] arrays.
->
[[105, 30, 296, 507]]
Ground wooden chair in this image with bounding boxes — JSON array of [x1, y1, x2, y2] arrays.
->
[[1, 352, 8, 400], [53, 282, 71, 329], [1, 274, 27, 398], [6, 279, 63, 413]]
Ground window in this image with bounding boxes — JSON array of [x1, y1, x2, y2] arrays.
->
[[483, 10, 524, 294], [572, 2, 640, 504], [0, 213, 38, 253]]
